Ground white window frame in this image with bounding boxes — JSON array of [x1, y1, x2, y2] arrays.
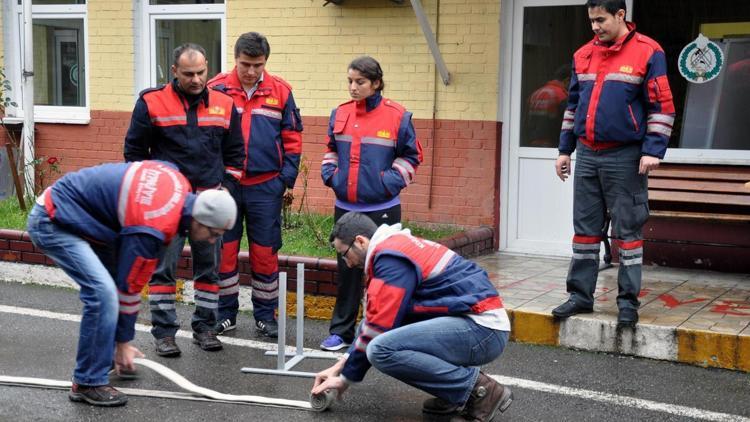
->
[[4, 2, 90, 124], [134, 1, 226, 97]]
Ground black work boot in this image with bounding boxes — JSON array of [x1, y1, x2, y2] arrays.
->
[[451, 372, 513, 422], [154, 336, 181, 357], [551, 300, 593, 319], [192, 330, 223, 351], [422, 396, 461, 415], [617, 308, 639, 327]]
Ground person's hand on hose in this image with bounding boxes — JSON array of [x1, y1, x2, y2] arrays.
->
[[114, 341, 145, 375]]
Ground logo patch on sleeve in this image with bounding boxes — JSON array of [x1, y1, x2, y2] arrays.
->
[[208, 106, 225, 115], [376, 130, 391, 138], [266, 97, 279, 106], [619, 65, 633, 74]]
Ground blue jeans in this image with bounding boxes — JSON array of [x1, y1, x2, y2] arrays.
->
[[366, 316, 509, 405], [27, 205, 119, 386]]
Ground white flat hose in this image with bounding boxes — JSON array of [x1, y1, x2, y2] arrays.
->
[[0, 358, 318, 411]]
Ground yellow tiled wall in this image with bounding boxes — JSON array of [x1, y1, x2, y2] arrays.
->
[[87, 0, 135, 111], [226, 0, 500, 121], [2, 0, 500, 119]]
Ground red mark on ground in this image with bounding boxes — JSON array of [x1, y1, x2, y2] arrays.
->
[[658, 294, 708, 309], [638, 288, 652, 298], [709, 300, 750, 316]]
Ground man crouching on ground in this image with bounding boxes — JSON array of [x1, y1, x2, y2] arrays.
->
[[312, 212, 513, 421]]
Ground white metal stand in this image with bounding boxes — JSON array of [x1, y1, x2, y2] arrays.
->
[[241, 263, 338, 378]]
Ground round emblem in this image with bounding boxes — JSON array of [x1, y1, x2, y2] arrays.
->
[[678, 34, 724, 84]]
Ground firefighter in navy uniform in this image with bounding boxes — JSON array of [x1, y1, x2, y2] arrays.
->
[[124, 43, 245, 356], [208, 32, 303, 338], [552, 0, 675, 326]]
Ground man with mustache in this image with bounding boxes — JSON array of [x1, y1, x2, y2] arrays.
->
[[124, 43, 245, 357]]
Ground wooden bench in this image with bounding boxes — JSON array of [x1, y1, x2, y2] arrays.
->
[[648, 164, 750, 222], [643, 164, 750, 272]]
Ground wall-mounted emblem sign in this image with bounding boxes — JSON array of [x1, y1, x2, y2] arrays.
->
[[678, 33, 724, 83]]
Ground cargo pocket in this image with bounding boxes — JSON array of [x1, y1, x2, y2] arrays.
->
[[614, 191, 650, 238]]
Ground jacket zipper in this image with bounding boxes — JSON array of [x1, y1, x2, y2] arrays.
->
[[628, 105, 639, 132]]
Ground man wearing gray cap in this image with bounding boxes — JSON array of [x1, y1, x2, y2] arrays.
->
[[26, 160, 237, 407]]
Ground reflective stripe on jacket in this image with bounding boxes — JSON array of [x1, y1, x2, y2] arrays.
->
[[321, 94, 422, 205], [341, 230, 503, 382], [123, 80, 245, 189], [559, 23, 675, 158], [208, 69, 303, 188]]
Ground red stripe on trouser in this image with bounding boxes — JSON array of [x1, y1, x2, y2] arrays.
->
[[616, 239, 643, 249], [573, 235, 602, 243], [148, 285, 176, 294], [250, 243, 277, 275], [194, 281, 220, 293], [219, 240, 240, 273]]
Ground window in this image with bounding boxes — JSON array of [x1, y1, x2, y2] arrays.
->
[[136, 0, 226, 94], [4, 1, 89, 123], [634, 0, 750, 163]]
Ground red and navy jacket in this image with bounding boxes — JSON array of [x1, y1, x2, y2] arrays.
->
[[40, 160, 196, 343], [124, 79, 245, 189], [321, 93, 422, 206], [559, 23, 675, 158], [341, 229, 504, 382], [208, 69, 303, 188]]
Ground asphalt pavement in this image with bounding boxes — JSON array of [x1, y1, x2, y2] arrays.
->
[[1, 281, 749, 422]]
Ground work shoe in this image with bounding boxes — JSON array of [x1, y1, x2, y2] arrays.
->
[[216, 318, 236, 334], [551, 300, 593, 319], [320, 334, 350, 351], [69, 383, 128, 407], [109, 363, 138, 381], [154, 336, 181, 357], [617, 308, 639, 327], [192, 331, 223, 351], [451, 372, 513, 422], [422, 396, 461, 415], [256, 319, 279, 338]]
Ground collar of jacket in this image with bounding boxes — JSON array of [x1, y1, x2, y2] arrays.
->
[[356, 92, 382, 114], [224, 67, 271, 96], [171, 79, 209, 108], [593, 21, 637, 52]]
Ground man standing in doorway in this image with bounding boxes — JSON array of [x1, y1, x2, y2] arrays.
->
[[124, 43, 245, 356], [208, 32, 303, 338], [552, 0, 675, 326]]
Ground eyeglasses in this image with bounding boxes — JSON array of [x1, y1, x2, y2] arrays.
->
[[340, 240, 355, 258]]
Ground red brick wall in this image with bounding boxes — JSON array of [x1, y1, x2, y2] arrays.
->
[[18, 112, 500, 228], [0, 227, 495, 296]]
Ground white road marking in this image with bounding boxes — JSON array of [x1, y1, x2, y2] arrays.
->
[[1, 304, 748, 421], [0, 304, 340, 358], [492, 375, 750, 422]]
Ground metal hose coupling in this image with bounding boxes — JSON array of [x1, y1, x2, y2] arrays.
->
[[310, 389, 337, 411]]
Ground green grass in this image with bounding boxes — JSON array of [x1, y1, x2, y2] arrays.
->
[[0, 196, 31, 230], [0, 197, 462, 258]]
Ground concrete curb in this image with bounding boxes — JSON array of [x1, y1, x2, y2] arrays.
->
[[508, 309, 750, 372]]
